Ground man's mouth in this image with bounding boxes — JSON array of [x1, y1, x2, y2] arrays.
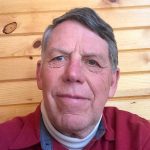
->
[[56, 94, 89, 100], [54, 93, 91, 113]]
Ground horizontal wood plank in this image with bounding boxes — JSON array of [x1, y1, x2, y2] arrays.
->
[[106, 98, 150, 120], [118, 50, 150, 73], [0, 35, 41, 57], [1, 8, 150, 35], [0, 73, 149, 105], [115, 29, 150, 50], [0, 0, 150, 14], [0, 103, 39, 123], [0, 80, 42, 105], [0, 29, 150, 57], [0, 50, 150, 81], [115, 73, 150, 97], [0, 57, 39, 81]]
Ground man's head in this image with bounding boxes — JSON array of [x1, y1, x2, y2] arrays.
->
[[41, 7, 118, 71], [36, 7, 119, 138]]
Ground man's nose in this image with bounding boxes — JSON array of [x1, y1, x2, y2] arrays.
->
[[62, 59, 85, 84]]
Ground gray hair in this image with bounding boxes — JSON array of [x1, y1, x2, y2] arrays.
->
[[41, 7, 118, 70]]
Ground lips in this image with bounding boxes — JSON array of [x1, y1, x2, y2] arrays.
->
[[54, 93, 90, 113], [56, 94, 88, 100]]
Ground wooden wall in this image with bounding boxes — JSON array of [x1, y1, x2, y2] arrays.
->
[[0, 0, 150, 123]]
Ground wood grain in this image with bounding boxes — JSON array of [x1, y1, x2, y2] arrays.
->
[[0, 57, 39, 81], [0, 80, 42, 105], [118, 50, 150, 73], [0, 103, 39, 123], [1, 0, 150, 14], [115, 29, 150, 50], [0, 29, 150, 57], [106, 98, 150, 120], [0, 8, 150, 35], [116, 73, 150, 97], [0, 35, 41, 57]]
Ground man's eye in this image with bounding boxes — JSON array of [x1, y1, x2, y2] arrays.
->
[[48, 55, 67, 68], [51, 56, 65, 62], [87, 59, 100, 67], [84, 59, 104, 73]]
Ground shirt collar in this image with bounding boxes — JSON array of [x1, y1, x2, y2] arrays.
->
[[102, 107, 115, 141], [41, 101, 102, 149], [90, 108, 115, 141], [40, 113, 109, 149], [9, 105, 41, 149], [85, 109, 115, 149]]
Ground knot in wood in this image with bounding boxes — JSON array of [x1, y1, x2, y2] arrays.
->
[[33, 40, 41, 49], [3, 22, 17, 34]]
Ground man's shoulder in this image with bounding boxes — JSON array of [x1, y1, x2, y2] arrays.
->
[[103, 107, 150, 149], [0, 108, 38, 135], [103, 106, 150, 126], [0, 115, 28, 139], [0, 106, 41, 149]]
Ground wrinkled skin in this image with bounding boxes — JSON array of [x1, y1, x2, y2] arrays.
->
[[36, 20, 119, 138]]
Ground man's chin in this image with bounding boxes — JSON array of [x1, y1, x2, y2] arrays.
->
[[58, 114, 91, 137]]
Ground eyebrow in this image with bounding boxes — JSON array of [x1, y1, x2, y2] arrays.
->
[[46, 47, 69, 55], [47, 47, 109, 63]]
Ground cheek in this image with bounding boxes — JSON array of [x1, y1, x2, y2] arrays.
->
[[42, 69, 60, 88], [87, 72, 111, 101], [89, 74, 111, 115], [41, 70, 61, 112], [41, 68, 64, 103]]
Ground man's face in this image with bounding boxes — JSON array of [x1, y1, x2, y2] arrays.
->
[[37, 20, 119, 138]]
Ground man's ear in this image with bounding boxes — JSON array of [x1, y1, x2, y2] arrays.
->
[[36, 60, 43, 90], [109, 68, 120, 98]]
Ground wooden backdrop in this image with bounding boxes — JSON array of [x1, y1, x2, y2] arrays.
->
[[0, 0, 150, 123]]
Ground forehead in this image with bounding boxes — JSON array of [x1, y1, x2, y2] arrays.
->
[[47, 20, 109, 56]]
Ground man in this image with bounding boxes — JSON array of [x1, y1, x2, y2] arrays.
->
[[0, 7, 150, 150]]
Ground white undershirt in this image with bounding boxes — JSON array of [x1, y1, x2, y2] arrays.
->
[[41, 101, 102, 150]]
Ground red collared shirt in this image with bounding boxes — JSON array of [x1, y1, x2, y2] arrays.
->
[[0, 106, 41, 150], [0, 106, 150, 150]]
